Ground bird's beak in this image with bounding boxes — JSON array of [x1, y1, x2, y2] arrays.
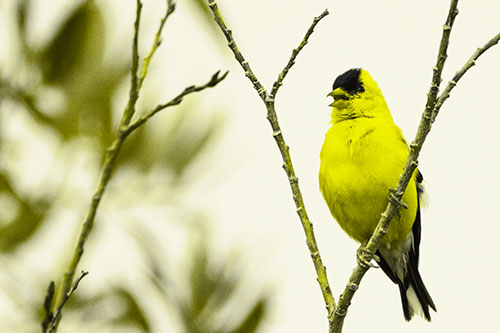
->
[[327, 88, 349, 106]]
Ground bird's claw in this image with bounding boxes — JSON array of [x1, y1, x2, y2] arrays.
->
[[356, 246, 379, 269]]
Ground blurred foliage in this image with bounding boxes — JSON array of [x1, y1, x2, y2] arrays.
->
[[118, 105, 221, 178], [178, 236, 268, 333], [40, 1, 104, 84], [0, 173, 51, 253], [0, 0, 223, 252], [56, 285, 151, 332], [135, 226, 268, 333], [186, 0, 226, 46], [0, 0, 269, 332], [48, 226, 269, 333]]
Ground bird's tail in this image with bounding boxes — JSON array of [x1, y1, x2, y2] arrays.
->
[[377, 239, 436, 321], [400, 261, 436, 321]]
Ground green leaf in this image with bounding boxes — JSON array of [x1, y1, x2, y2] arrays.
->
[[189, 241, 213, 316], [41, 281, 55, 332], [39, 0, 105, 84], [110, 287, 151, 332], [57, 285, 150, 332], [119, 106, 223, 178], [0, 174, 49, 253], [0, 198, 48, 253], [16, 0, 29, 40], [230, 298, 268, 333], [161, 108, 222, 179], [52, 61, 130, 147]]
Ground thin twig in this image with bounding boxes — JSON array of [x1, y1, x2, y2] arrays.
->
[[270, 9, 329, 98], [125, 70, 228, 134], [47, 1, 227, 331], [424, 0, 459, 115], [432, 31, 500, 122], [138, 0, 177, 91], [207, 0, 335, 318], [46, 271, 88, 333], [207, 0, 269, 101], [121, 0, 143, 127]]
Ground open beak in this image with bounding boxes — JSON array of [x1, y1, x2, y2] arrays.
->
[[327, 88, 349, 106]]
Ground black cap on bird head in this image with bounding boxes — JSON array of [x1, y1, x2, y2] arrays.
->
[[332, 68, 365, 95]]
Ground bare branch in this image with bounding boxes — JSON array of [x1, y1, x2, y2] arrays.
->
[[121, 0, 143, 127], [125, 70, 228, 134], [46, 271, 89, 333], [48, 2, 226, 331], [207, 0, 335, 319], [207, 0, 268, 101], [270, 9, 329, 98], [432, 31, 500, 121], [424, 0, 459, 114], [138, 0, 177, 91]]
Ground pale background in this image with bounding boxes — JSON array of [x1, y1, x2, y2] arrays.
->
[[1, 0, 499, 332]]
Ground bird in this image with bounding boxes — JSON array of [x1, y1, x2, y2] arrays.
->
[[318, 68, 436, 321]]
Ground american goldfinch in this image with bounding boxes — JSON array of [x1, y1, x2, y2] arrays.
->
[[319, 68, 436, 321]]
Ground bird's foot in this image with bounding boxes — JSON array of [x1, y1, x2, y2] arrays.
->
[[356, 246, 379, 269]]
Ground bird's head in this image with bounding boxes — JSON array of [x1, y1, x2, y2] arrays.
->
[[327, 68, 391, 121]]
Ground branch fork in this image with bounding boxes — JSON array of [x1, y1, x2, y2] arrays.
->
[[43, 1, 227, 331], [208, 0, 500, 332]]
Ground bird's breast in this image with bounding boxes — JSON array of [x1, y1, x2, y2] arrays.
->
[[319, 120, 416, 246]]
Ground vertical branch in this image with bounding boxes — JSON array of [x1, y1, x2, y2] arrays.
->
[[207, 0, 335, 318], [121, 0, 143, 127], [54, 3, 145, 313], [425, 0, 459, 113], [45, 1, 227, 331], [138, 0, 176, 90]]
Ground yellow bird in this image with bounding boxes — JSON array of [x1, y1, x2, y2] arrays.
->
[[319, 68, 436, 321]]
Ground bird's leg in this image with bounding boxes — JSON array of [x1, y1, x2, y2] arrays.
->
[[356, 243, 380, 269]]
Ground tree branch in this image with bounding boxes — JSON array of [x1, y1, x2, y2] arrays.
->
[[125, 70, 228, 134], [138, 0, 176, 91], [207, 0, 335, 318], [45, 1, 226, 331], [270, 10, 329, 98], [45, 271, 88, 333], [432, 31, 500, 122], [121, 0, 143, 128], [207, 0, 267, 100]]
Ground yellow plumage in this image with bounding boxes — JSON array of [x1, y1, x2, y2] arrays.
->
[[319, 68, 435, 321]]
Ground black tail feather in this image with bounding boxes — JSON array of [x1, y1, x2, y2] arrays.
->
[[397, 279, 411, 321], [407, 262, 435, 321], [377, 245, 435, 321]]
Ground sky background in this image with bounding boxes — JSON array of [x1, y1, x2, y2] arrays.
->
[[1, 0, 500, 332]]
